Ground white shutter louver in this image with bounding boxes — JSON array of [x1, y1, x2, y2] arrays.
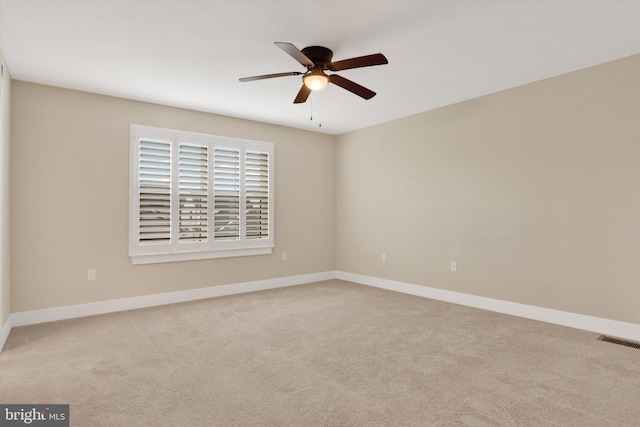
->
[[245, 151, 269, 240], [179, 143, 208, 242], [138, 139, 172, 244], [214, 148, 240, 240]]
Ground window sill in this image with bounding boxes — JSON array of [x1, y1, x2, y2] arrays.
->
[[131, 247, 272, 265]]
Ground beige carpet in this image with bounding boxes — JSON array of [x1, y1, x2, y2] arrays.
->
[[1, 280, 639, 426]]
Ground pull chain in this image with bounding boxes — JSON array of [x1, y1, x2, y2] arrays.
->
[[308, 92, 323, 128]]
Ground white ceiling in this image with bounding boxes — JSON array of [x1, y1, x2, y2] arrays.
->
[[1, 0, 639, 135]]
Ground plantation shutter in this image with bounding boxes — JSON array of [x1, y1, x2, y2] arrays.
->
[[179, 143, 208, 242], [138, 139, 172, 244], [245, 151, 269, 239], [213, 148, 240, 240], [130, 125, 273, 263]]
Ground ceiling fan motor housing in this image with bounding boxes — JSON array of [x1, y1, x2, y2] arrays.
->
[[301, 46, 334, 69]]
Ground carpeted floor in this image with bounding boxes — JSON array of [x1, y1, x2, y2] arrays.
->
[[1, 280, 639, 426]]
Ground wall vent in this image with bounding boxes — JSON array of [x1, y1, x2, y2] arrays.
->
[[597, 335, 640, 350]]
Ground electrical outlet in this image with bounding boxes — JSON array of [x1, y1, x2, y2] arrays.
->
[[282, 253, 288, 261], [450, 261, 457, 272], [381, 253, 387, 263], [87, 269, 96, 281]]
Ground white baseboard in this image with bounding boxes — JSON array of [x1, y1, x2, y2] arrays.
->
[[0, 315, 15, 352], [3, 270, 638, 352], [336, 271, 640, 342], [1, 271, 337, 350]]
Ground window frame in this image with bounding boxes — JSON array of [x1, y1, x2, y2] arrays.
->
[[129, 124, 274, 265]]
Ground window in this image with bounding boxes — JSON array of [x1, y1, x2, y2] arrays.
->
[[129, 125, 274, 264]]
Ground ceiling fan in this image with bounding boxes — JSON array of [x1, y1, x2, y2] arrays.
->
[[239, 42, 388, 104]]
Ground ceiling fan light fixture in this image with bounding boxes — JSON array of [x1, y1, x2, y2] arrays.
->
[[303, 70, 329, 91], [240, 42, 387, 103]]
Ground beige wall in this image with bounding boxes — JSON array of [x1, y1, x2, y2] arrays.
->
[[10, 82, 336, 312], [8, 55, 640, 326], [0, 49, 10, 327], [337, 55, 640, 324]]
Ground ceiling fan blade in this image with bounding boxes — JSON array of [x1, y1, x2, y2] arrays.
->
[[293, 84, 312, 104], [239, 71, 303, 82], [328, 53, 388, 71], [329, 74, 376, 100], [275, 42, 315, 68]]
